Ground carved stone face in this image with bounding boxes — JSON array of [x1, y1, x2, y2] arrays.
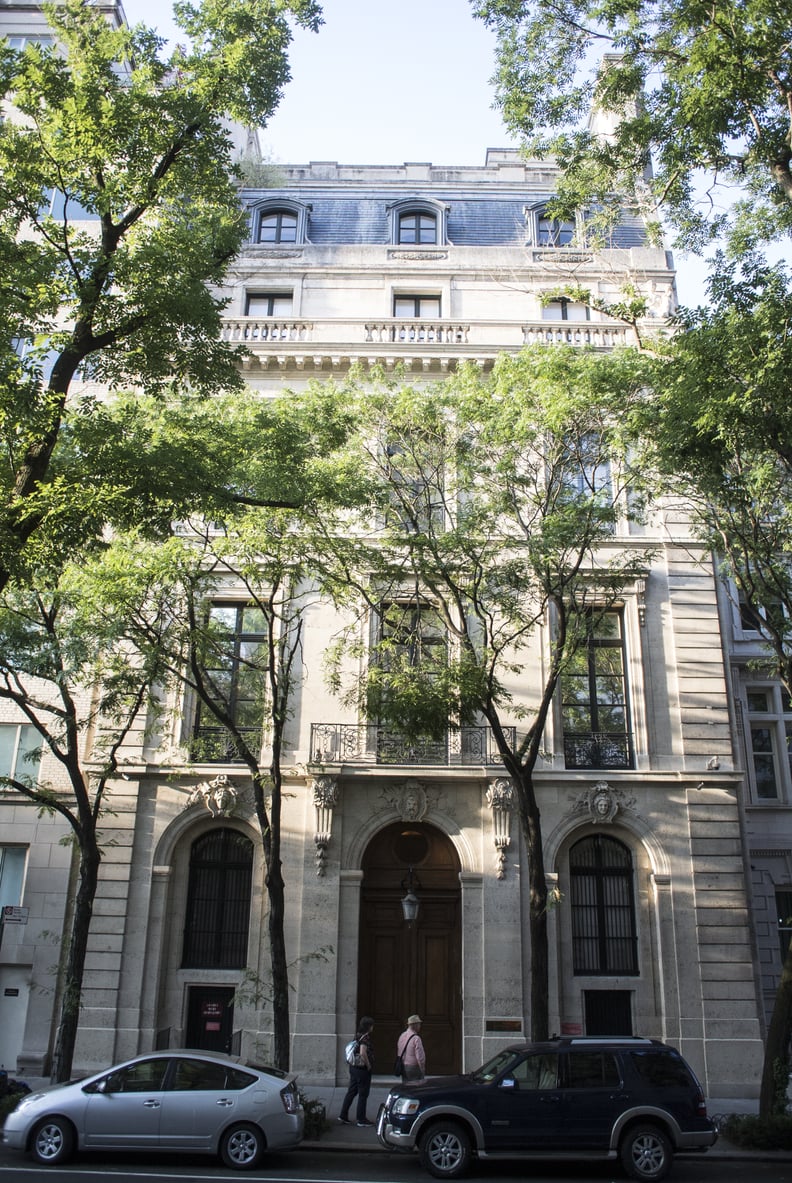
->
[[593, 792, 611, 817]]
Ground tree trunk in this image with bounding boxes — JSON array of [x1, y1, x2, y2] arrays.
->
[[267, 861, 291, 1071], [515, 770, 550, 1041], [52, 838, 101, 1082], [759, 939, 792, 1116]]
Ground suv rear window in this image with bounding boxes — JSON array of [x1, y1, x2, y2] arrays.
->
[[566, 1051, 621, 1088], [628, 1050, 694, 1088]]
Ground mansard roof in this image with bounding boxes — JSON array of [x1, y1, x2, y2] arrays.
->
[[241, 150, 649, 250]]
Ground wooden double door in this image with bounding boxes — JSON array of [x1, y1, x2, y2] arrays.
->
[[357, 821, 462, 1075]]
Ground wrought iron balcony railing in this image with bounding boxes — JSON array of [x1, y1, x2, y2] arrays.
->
[[309, 723, 513, 767], [563, 731, 633, 770]]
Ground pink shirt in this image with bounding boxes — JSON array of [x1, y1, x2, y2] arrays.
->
[[397, 1027, 426, 1073]]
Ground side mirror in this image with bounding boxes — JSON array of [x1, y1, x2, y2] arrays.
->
[[499, 1076, 517, 1090]]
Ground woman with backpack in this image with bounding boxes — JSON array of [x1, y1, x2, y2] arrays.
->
[[338, 1016, 375, 1127]]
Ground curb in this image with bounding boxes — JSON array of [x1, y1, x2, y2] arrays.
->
[[300, 1136, 792, 1162]]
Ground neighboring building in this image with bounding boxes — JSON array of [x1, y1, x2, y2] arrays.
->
[[0, 12, 767, 1093], [721, 587, 792, 1027]]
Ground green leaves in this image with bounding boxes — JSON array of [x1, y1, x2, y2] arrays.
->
[[646, 256, 792, 687], [0, 0, 321, 587], [473, 0, 792, 251]]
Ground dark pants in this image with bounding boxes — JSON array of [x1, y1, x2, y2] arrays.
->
[[340, 1065, 372, 1122]]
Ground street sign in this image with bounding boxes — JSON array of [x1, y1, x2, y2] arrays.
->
[[1, 905, 29, 924]]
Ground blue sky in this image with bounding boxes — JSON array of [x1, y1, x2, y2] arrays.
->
[[123, 0, 708, 304]]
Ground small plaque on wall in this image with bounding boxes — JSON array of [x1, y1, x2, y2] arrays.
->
[[485, 1020, 522, 1032]]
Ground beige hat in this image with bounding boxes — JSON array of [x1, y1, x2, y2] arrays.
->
[[408, 1014, 422, 1024]]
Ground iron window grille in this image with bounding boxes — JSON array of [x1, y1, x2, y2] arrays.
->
[[182, 829, 253, 968], [570, 833, 639, 975]]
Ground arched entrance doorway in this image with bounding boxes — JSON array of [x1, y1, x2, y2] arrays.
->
[[358, 820, 461, 1074]]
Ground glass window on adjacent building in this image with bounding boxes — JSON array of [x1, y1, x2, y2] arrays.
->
[[0, 846, 27, 911], [745, 686, 792, 800], [738, 590, 786, 637], [0, 723, 42, 785], [561, 611, 632, 769], [7, 35, 54, 50], [777, 889, 792, 961], [570, 834, 638, 975], [192, 603, 267, 762]]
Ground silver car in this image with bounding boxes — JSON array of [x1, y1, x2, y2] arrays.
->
[[1, 1049, 304, 1169]]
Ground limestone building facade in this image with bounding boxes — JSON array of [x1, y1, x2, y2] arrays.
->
[[0, 114, 767, 1095]]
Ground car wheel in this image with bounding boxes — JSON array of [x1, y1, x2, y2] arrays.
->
[[418, 1121, 472, 1179], [219, 1122, 266, 1169], [30, 1117, 75, 1165], [619, 1123, 673, 1181]]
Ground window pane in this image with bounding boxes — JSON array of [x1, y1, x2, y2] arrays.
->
[[0, 727, 17, 779], [258, 211, 298, 243], [751, 727, 779, 797], [246, 293, 293, 316], [777, 890, 792, 960], [0, 846, 27, 910], [398, 212, 437, 244]]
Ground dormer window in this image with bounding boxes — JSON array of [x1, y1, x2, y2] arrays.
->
[[388, 199, 449, 246], [537, 214, 575, 246], [250, 200, 310, 245], [525, 202, 581, 247]]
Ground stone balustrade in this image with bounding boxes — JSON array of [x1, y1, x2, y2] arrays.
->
[[222, 316, 635, 351]]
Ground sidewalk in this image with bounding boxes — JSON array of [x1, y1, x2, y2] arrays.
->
[[301, 1083, 789, 1160]]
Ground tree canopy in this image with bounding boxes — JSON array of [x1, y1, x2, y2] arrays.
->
[[0, 0, 321, 589], [646, 255, 792, 691], [473, 0, 792, 252]]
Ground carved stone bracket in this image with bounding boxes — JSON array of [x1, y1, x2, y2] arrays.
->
[[486, 777, 515, 879], [185, 775, 238, 817], [568, 780, 636, 825], [312, 775, 340, 876], [635, 577, 647, 627]]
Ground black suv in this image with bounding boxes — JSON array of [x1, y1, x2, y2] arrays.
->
[[376, 1036, 717, 1180]]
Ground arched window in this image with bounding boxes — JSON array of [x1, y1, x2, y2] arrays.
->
[[258, 209, 298, 243], [182, 829, 253, 968], [388, 199, 449, 245], [251, 200, 310, 245], [398, 211, 437, 244], [525, 202, 581, 247], [569, 834, 638, 975]]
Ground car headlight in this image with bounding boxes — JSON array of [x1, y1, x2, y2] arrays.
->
[[392, 1097, 421, 1116], [11, 1092, 45, 1112]]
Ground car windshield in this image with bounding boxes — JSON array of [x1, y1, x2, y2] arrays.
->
[[469, 1049, 518, 1083]]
